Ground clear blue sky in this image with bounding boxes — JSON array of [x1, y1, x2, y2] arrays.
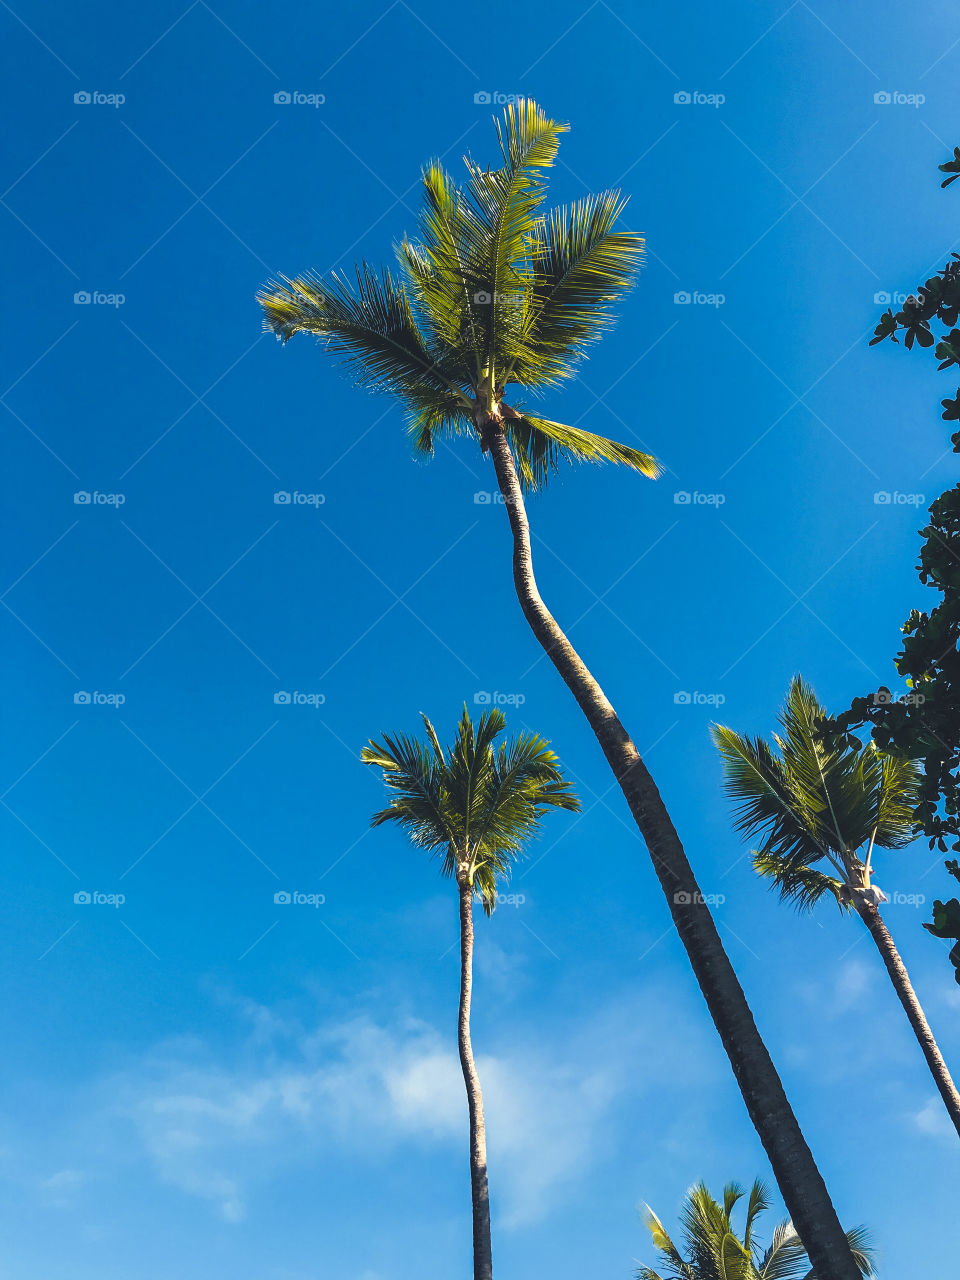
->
[[2, 2, 959, 1276]]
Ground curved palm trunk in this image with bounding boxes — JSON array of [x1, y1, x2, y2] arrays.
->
[[856, 899, 960, 1136], [482, 420, 860, 1280], [458, 877, 493, 1280]]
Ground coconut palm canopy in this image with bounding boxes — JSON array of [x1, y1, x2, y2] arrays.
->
[[712, 676, 919, 910], [637, 1179, 874, 1280], [259, 99, 660, 490], [361, 706, 580, 912]]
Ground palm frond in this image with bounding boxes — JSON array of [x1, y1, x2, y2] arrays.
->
[[714, 677, 921, 907], [363, 706, 577, 904], [506, 412, 660, 491], [258, 265, 467, 406], [872, 752, 921, 849], [519, 190, 645, 385], [752, 849, 847, 913]]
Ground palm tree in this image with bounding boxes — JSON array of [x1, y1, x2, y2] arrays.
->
[[713, 675, 960, 1138], [260, 100, 863, 1278], [361, 706, 579, 1280], [637, 1179, 874, 1280]]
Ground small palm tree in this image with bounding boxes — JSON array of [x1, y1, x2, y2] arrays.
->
[[361, 706, 579, 1280], [713, 675, 960, 1138], [260, 101, 863, 1277], [637, 1179, 874, 1280]]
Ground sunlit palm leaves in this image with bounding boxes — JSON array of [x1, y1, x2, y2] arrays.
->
[[361, 706, 579, 912], [259, 99, 659, 489], [637, 1179, 874, 1280], [712, 677, 919, 910]]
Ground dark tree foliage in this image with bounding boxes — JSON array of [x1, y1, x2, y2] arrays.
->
[[833, 148, 960, 984]]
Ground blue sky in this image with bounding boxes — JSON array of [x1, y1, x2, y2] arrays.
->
[[2, 1, 960, 1275]]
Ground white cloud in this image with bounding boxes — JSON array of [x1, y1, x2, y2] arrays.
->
[[914, 1096, 956, 1142], [102, 1000, 662, 1228]]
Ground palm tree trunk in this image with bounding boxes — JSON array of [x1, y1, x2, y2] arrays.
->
[[482, 420, 860, 1280], [856, 898, 960, 1137], [458, 877, 494, 1280]]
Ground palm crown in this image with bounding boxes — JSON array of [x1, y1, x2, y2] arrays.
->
[[712, 676, 919, 910], [258, 99, 660, 490], [361, 706, 579, 911], [638, 1179, 874, 1280]]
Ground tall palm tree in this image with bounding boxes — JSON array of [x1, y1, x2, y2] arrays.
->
[[713, 675, 960, 1137], [260, 100, 862, 1278], [361, 706, 579, 1280], [637, 1179, 874, 1280]]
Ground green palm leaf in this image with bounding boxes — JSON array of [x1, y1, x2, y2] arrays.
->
[[362, 705, 579, 910], [639, 1180, 874, 1280], [712, 676, 920, 910], [259, 97, 661, 491]]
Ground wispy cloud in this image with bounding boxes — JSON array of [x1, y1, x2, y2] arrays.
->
[[104, 1002, 643, 1226]]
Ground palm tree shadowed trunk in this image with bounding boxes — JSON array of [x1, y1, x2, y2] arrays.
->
[[856, 898, 960, 1135], [482, 421, 861, 1280], [457, 873, 493, 1280]]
